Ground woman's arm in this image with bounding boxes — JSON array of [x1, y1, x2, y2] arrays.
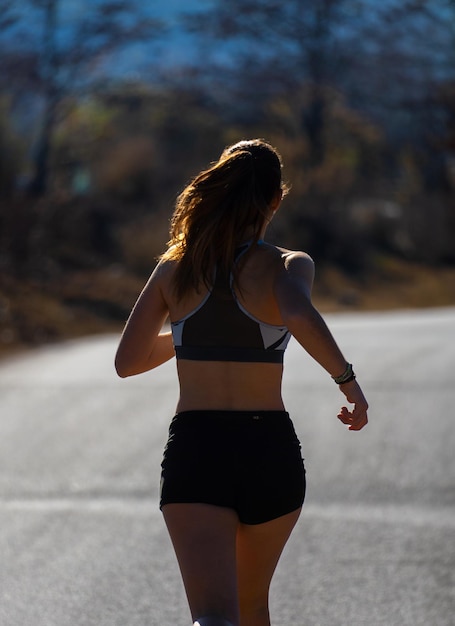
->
[[115, 263, 175, 377], [274, 251, 368, 430]]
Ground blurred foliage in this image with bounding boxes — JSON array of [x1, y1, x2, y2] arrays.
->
[[0, 98, 26, 198], [0, 0, 454, 352]]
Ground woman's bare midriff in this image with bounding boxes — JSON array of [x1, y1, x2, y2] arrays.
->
[[175, 360, 285, 412]]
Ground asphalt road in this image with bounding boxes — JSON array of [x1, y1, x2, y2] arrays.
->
[[0, 307, 454, 626]]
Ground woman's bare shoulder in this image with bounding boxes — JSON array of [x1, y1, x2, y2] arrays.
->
[[265, 246, 315, 300], [151, 257, 177, 281], [148, 258, 179, 302], [263, 243, 314, 274]]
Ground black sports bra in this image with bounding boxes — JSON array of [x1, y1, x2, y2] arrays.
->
[[171, 243, 291, 363]]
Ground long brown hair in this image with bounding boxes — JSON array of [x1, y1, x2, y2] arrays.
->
[[160, 139, 288, 299]]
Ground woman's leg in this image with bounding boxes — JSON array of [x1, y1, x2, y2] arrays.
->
[[236, 508, 302, 626], [162, 503, 240, 626]]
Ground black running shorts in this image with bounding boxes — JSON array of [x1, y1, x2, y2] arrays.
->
[[160, 410, 306, 524]]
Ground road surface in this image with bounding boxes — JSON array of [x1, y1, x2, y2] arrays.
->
[[0, 307, 454, 625]]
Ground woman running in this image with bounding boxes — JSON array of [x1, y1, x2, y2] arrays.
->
[[115, 138, 368, 626]]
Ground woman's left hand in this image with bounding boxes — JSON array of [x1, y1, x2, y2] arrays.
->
[[337, 379, 369, 431]]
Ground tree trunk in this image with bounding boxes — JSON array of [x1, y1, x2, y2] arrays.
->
[[27, 0, 59, 197]]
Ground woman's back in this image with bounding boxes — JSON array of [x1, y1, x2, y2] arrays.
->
[[159, 241, 291, 411]]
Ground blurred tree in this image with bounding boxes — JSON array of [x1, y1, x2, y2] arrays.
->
[[182, 0, 455, 265], [48, 84, 224, 204], [0, 98, 25, 199], [183, 0, 366, 168], [0, 0, 164, 195], [343, 0, 455, 193], [262, 89, 386, 270], [183, 0, 454, 169]]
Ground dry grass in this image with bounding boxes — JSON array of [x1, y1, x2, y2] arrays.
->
[[0, 267, 144, 358], [313, 258, 455, 312]]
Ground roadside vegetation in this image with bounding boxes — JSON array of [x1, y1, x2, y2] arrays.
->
[[0, 0, 454, 356]]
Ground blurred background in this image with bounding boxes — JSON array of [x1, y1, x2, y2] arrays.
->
[[0, 0, 454, 356]]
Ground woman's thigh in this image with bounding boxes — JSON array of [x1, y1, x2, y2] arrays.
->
[[162, 503, 240, 624], [236, 508, 302, 622]]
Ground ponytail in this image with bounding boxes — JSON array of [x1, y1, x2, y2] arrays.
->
[[160, 139, 288, 299]]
